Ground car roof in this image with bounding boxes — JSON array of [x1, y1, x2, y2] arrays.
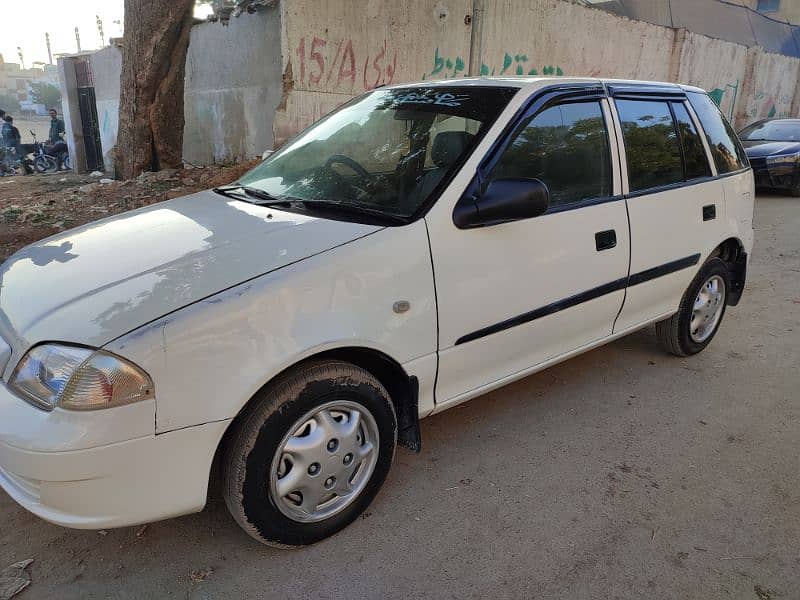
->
[[385, 76, 707, 94]]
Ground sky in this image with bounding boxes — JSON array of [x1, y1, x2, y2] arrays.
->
[[1, 1, 213, 69]]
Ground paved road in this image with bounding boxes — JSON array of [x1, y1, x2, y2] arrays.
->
[[1, 194, 798, 599]]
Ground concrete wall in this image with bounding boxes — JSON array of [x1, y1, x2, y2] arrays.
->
[[56, 0, 800, 170], [274, 0, 473, 145], [56, 57, 86, 173], [89, 46, 122, 171], [184, 5, 283, 164], [476, 0, 675, 81], [737, 48, 800, 123], [675, 30, 749, 122]]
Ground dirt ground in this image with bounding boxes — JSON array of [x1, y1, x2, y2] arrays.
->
[[0, 163, 258, 262], [0, 192, 798, 599]]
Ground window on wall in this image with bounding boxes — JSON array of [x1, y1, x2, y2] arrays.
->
[[616, 99, 683, 192], [672, 102, 712, 180], [490, 101, 612, 208], [757, 0, 780, 13]]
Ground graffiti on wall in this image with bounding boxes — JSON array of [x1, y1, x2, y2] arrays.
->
[[708, 81, 739, 122], [421, 47, 564, 79], [293, 36, 398, 91], [748, 89, 792, 120]]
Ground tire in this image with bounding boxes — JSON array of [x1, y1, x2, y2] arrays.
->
[[34, 156, 56, 173], [656, 257, 730, 357], [222, 360, 397, 547]]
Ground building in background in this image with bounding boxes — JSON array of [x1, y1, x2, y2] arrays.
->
[[755, 0, 800, 24], [0, 54, 60, 114]]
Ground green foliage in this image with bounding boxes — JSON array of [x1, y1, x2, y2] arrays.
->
[[0, 93, 21, 112], [29, 82, 61, 109]]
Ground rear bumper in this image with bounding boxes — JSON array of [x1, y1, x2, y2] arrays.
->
[[0, 420, 230, 529]]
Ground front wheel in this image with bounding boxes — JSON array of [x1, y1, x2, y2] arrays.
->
[[656, 257, 730, 356], [34, 155, 56, 173], [222, 360, 397, 547]]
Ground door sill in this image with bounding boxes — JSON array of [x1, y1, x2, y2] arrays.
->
[[429, 310, 674, 416]]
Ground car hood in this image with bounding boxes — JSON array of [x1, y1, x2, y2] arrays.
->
[[742, 140, 800, 157], [0, 190, 381, 351]]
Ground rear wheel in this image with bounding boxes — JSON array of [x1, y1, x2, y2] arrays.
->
[[222, 360, 397, 547], [656, 257, 730, 356]]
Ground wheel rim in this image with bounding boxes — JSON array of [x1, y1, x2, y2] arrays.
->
[[690, 274, 726, 343], [269, 400, 380, 523]]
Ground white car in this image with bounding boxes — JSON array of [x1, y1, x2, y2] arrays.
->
[[0, 77, 753, 547]]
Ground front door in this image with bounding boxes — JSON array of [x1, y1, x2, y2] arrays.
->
[[425, 87, 631, 407]]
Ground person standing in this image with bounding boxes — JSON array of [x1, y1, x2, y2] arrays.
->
[[47, 109, 65, 144], [46, 109, 68, 169], [2, 116, 33, 175]]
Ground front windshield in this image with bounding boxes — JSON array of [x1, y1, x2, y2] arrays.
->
[[739, 120, 800, 142], [238, 86, 517, 219]]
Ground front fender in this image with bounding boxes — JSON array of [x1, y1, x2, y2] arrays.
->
[[105, 220, 437, 433]]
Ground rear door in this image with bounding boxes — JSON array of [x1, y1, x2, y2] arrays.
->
[[609, 87, 723, 332]]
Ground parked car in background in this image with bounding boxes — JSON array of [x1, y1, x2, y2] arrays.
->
[[0, 77, 753, 547], [739, 118, 800, 196]]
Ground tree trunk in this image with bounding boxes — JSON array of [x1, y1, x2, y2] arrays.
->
[[116, 0, 195, 179]]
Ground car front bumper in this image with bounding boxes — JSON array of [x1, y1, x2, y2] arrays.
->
[[0, 381, 230, 529], [750, 158, 798, 191]]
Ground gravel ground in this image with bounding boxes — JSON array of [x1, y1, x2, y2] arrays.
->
[[0, 193, 798, 600]]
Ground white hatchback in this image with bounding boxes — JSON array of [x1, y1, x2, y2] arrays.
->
[[0, 77, 753, 546]]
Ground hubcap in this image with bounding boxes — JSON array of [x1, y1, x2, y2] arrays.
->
[[690, 275, 726, 343], [269, 400, 379, 523]]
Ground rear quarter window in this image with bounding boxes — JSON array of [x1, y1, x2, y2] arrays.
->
[[687, 92, 749, 174]]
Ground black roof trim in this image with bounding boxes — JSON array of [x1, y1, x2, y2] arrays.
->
[[607, 83, 686, 99]]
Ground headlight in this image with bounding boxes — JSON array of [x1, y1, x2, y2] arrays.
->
[[766, 152, 800, 165], [9, 343, 154, 411]]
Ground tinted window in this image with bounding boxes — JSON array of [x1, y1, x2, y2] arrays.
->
[[672, 102, 711, 180], [491, 101, 612, 207], [616, 99, 683, 191], [687, 91, 748, 174]]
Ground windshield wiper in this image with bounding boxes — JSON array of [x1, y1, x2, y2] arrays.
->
[[213, 185, 289, 205], [214, 187, 407, 224], [294, 199, 408, 225]]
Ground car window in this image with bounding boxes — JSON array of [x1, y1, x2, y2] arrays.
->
[[687, 91, 748, 174], [739, 119, 800, 142], [490, 101, 612, 208], [238, 86, 517, 220], [616, 99, 683, 192], [672, 102, 712, 180], [424, 114, 481, 168]]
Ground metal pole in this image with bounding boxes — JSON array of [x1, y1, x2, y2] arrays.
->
[[467, 0, 484, 77]]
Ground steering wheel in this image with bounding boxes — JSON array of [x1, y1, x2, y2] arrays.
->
[[324, 154, 372, 182]]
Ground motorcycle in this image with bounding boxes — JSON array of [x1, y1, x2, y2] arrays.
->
[[29, 131, 71, 173]]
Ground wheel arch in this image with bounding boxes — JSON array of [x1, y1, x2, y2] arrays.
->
[[707, 237, 747, 306], [207, 345, 421, 503]]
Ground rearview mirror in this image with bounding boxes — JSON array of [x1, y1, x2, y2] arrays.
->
[[453, 178, 550, 228]]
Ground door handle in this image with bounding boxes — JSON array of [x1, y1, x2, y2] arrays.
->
[[595, 229, 617, 251], [703, 204, 716, 221]]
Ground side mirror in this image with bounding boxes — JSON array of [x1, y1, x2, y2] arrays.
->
[[453, 178, 550, 229]]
